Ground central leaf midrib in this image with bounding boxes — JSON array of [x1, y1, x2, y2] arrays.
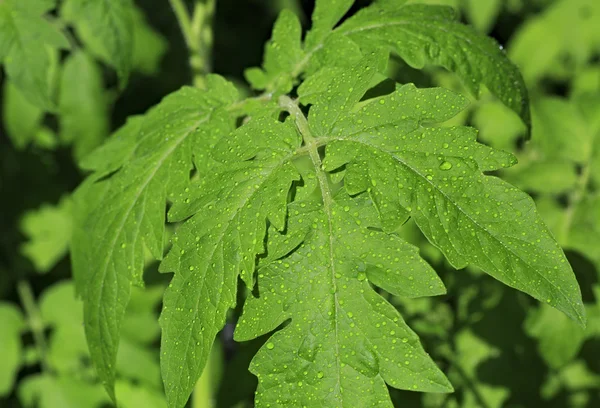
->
[[282, 97, 346, 404]]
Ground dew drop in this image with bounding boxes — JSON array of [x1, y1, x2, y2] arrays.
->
[[439, 161, 453, 170]]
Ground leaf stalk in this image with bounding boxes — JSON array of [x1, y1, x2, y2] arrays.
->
[[17, 280, 51, 373], [169, 0, 216, 88]]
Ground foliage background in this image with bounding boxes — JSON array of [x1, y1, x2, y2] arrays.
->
[[0, 0, 599, 407]]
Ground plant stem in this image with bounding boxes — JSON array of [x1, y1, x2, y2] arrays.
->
[[169, 0, 216, 88], [559, 162, 592, 243], [279, 96, 333, 209], [169, 0, 195, 49], [17, 280, 50, 373], [192, 341, 219, 408]]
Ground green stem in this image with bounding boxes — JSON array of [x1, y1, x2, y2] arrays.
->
[[169, 0, 195, 50], [192, 356, 213, 408], [279, 96, 333, 207], [169, 0, 216, 88], [559, 162, 592, 243], [279, 96, 333, 208], [17, 280, 50, 373], [192, 341, 221, 408]]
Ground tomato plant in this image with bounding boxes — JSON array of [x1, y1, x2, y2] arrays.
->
[[1, 1, 598, 407]]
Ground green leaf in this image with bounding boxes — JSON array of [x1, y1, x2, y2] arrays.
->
[[2, 80, 45, 149], [120, 285, 163, 345], [20, 197, 72, 273], [304, 0, 356, 49], [509, 0, 600, 83], [130, 5, 167, 75], [472, 99, 526, 151], [71, 80, 239, 401], [245, 9, 304, 93], [334, 3, 531, 134], [0, 303, 24, 397], [235, 196, 451, 406], [464, 0, 502, 33], [39, 281, 82, 328], [315, 56, 584, 325], [38, 281, 88, 374], [59, 51, 110, 161], [525, 304, 586, 369], [504, 160, 579, 195], [450, 328, 509, 408], [117, 338, 161, 388], [0, 0, 69, 110], [115, 381, 167, 408], [61, 0, 134, 87], [504, 94, 600, 268], [18, 375, 109, 408], [530, 97, 591, 163], [159, 116, 300, 407]]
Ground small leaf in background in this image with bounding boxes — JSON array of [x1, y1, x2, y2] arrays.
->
[[59, 51, 110, 162], [61, 0, 134, 87], [525, 304, 589, 369], [472, 99, 527, 151], [39, 281, 88, 374], [120, 285, 163, 345], [509, 0, 600, 83], [20, 197, 72, 274], [464, 0, 502, 33], [36, 280, 166, 405], [542, 360, 600, 405], [450, 329, 510, 408], [504, 160, 579, 195], [115, 381, 167, 408], [130, 6, 168, 76], [18, 375, 109, 408], [2, 81, 45, 149], [0, 303, 24, 397], [0, 0, 69, 110]]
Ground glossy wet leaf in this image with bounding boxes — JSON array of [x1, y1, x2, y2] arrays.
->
[[316, 56, 584, 324], [245, 9, 304, 93], [236, 197, 451, 407], [334, 2, 531, 133], [71, 79, 239, 400], [159, 117, 300, 407]]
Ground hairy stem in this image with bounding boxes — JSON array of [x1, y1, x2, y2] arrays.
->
[[559, 161, 592, 243], [169, 0, 194, 49], [17, 280, 50, 373], [169, 0, 216, 88], [278, 96, 332, 207]]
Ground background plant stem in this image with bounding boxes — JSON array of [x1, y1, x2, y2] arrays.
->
[[169, 0, 216, 88], [17, 280, 50, 373]]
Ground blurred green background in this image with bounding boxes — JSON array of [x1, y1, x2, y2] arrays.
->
[[1, 0, 599, 407]]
